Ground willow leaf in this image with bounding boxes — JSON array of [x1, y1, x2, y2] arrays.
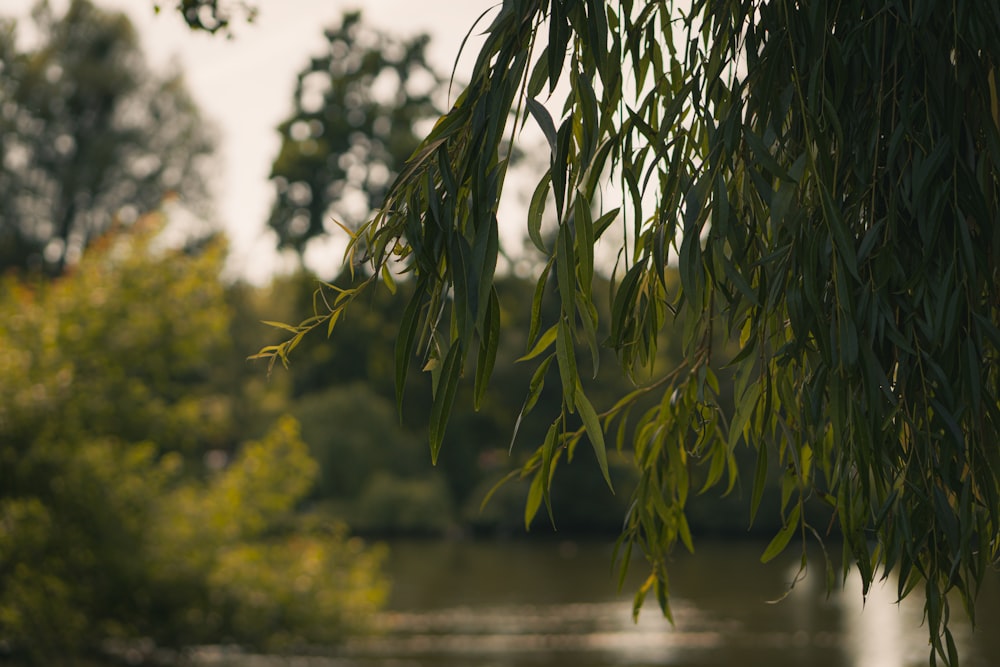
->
[[574, 383, 613, 492], [429, 342, 463, 464], [760, 503, 801, 564]]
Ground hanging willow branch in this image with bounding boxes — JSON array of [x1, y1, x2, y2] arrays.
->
[[256, 2, 1000, 663]]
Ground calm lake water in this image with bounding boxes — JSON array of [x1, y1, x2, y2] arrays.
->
[[340, 539, 1000, 667], [197, 539, 999, 667]]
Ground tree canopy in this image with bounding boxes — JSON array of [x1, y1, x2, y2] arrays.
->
[[267, 11, 443, 259], [254, 1, 1000, 664], [0, 0, 215, 275]]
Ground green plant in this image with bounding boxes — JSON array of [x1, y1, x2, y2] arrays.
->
[[256, 2, 1000, 664]]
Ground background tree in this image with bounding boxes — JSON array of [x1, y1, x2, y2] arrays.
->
[[0, 0, 215, 274], [259, 1, 1000, 664], [156, 0, 256, 35], [267, 11, 443, 261], [0, 221, 386, 662]]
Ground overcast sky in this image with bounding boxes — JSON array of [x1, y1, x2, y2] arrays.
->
[[7, 0, 495, 283]]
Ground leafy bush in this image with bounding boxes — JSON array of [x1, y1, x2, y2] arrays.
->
[[0, 221, 386, 662], [355, 472, 454, 536]]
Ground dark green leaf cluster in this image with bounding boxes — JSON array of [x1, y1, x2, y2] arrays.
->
[[259, 2, 1000, 664]]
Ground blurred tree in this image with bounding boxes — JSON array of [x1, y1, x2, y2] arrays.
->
[[0, 0, 215, 275], [156, 0, 256, 35], [292, 384, 424, 500], [354, 471, 453, 536], [151, 416, 387, 653], [0, 217, 231, 472], [267, 11, 443, 260], [0, 220, 386, 662]]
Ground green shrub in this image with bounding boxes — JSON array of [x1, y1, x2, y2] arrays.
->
[[355, 472, 454, 535]]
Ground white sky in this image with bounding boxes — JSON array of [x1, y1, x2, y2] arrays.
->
[[6, 0, 497, 284]]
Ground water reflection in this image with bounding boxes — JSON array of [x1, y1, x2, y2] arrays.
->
[[349, 540, 999, 667], [839, 569, 916, 667], [197, 539, 999, 667], [349, 600, 724, 661]]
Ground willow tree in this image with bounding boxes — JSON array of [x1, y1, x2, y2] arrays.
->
[[255, 1, 1000, 663]]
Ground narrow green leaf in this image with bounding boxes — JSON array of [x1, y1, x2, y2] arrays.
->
[[429, 342, 463, 464], [518, 324, 557, 362], [248, 344, 281, 360], [394, 281, 425, 417], [679, 179, 708, 307], [610, 263, 644, 348], [552, 119, 572, 221], [556, 318, 578, 413], [574, 195, 595, 295], [449, 234, 474, 343], [527, 98, 558, 154], [528, 171, 552, 253], [523, 355, 555, 417], [818, 184, 859, 280], [527, 260, 553, 347], [721, 255, 759, 307], [525, 469, 544, 531], [473, 215, 500, 330], [593, 207, 620, 239], [575, 72, 600, 170], [380, 264, 397, 294], [729, 380, 761, 451], [546, 1, 568, 92], [474, 287, 500, 410], [575, 291, 600, 377], [633, 573, 656, 621], [574, 383, 614, 491], [678, 512, 695, 553], [510, 354, 555, 452], [557, 222, 577, 322], [527, 47, 549, 99], [743, 126, 788, 179], [540, 421, 560, 526], [325, 308, 342, 337], [584, 0, 609, 83], [945, 627, 959, 667], [580, 139, 617, 201], [655, 575, 673, 625], [761, 504, 801, 563], [260, 320, 300, 333], [856, 218, 884, 263], [437, 143, 457, 195]]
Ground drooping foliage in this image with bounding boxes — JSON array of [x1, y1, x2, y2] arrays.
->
[[267, 11, 443, 258], [256, 1, 1000, 664], [0, 0, 215, 275]]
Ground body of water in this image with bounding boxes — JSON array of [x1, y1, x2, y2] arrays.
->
[[194, 539, 999, 667], [341, 539, 999, 667]]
